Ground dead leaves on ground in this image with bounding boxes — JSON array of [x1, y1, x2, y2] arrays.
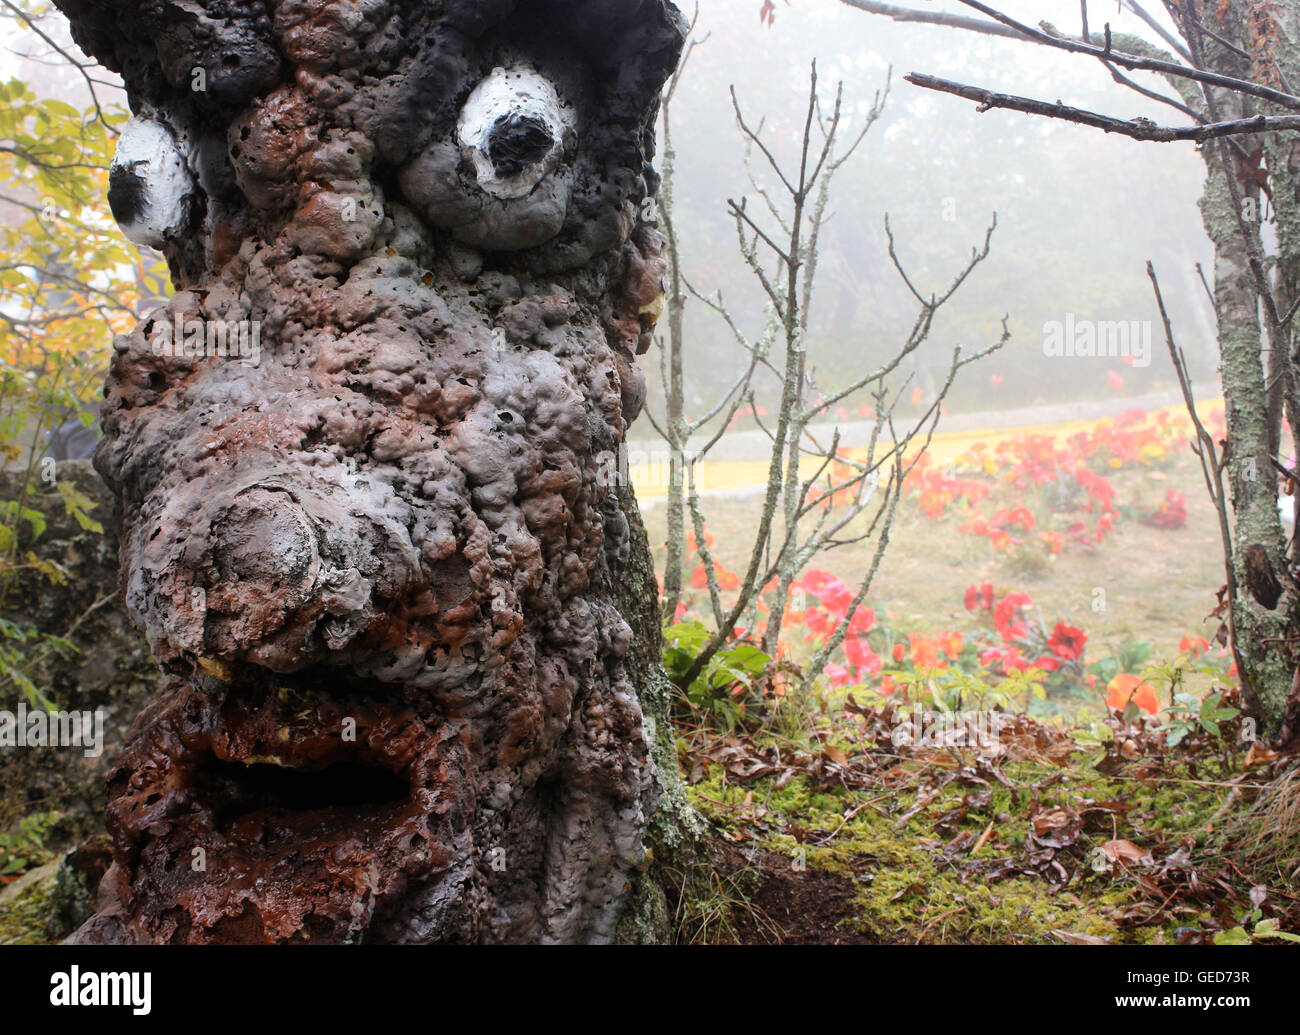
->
[[681, 693, 1299, 941]]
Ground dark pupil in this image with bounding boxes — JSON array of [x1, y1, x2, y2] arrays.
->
[[486, 114, 554, 177], [108, 163, 148, 227]]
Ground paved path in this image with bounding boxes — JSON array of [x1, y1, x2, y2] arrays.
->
[[628, 383, 1219, 463], [630, 383, 1222, 505]]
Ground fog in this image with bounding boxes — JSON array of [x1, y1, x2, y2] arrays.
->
[[655, 0, 1217, 421], [1, 0, 1221, 420]]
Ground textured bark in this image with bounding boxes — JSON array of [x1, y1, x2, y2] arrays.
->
[[54, 0, 694, 943], [1192, 7, 1298, 741], [1249, 0, 1300, 740]]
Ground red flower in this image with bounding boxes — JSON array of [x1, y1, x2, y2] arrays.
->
[[843, 635, 881, 676], [980, 646, 1029, 675], [993, 591, 1032, 642], [849, 606, 876, 633], [1047, 622, 1087, 661], [800, 570, 835, 594], [804, 608, 837, 639], [824, 663, 853, 688], [1144, 489, 1187, 530], [820, 579, 854, 616]]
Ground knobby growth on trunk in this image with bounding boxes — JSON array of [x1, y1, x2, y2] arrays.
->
[[54, 0, 697, 944]]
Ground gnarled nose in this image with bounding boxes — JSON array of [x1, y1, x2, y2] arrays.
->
[[487, 114, 555, 177], [211, 488, 319, 595]]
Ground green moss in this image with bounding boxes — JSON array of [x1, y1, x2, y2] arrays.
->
[[684, 747, 1239, 944], [0, 862, 59, 945]]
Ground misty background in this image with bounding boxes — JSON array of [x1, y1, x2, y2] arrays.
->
[[0, 0, 1220, 422], [650, 0, 1217, 426]]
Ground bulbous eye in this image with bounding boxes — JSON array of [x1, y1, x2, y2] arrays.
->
[[457, 66, 573, 200], [108, 117, 196, 249]]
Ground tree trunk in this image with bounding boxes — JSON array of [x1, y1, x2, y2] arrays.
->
[[55, 0, 700, 944], [1194, 7, 1299, 741]]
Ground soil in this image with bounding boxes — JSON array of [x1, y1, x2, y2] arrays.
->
[[716, 843, 873, 944]]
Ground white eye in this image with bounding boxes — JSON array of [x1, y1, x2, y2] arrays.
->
[[457, 66, 573, 200], [108, 117, 196, 249]]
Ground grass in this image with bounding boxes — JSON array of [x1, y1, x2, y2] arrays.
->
[[639, 404, 1227, 687], [647, 403, 1288, 944]]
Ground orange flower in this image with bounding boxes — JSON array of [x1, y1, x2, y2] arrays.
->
[[690, 563, 739, 590], [1179, 635, 1210, 655], [909, 634, 945, 670], [1106, 673, 1159, 715]]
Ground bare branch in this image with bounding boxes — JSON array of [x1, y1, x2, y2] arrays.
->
[[905, 72, 1300, 141], [948, 0, 1300, 110]]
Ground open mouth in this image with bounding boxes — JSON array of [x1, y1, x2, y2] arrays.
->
[[194, 756, 412, 843], [103, 669, 471, 943]]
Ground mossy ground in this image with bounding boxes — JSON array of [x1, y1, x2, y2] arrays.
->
[[0, 861, 59, 945], [678, 731, 1279, 944]]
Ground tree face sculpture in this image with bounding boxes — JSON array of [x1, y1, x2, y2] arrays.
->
[[55, 0, 686, 943]]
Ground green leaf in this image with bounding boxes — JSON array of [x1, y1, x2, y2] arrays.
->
[[20, 506, 45, 540], [1253, 918, 1300, 943], [56, 482, 104, 534]]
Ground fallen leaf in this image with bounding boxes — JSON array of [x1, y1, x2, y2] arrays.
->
[[1099, 839, 1154, 867], [1051, 929, 1111, 945]]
